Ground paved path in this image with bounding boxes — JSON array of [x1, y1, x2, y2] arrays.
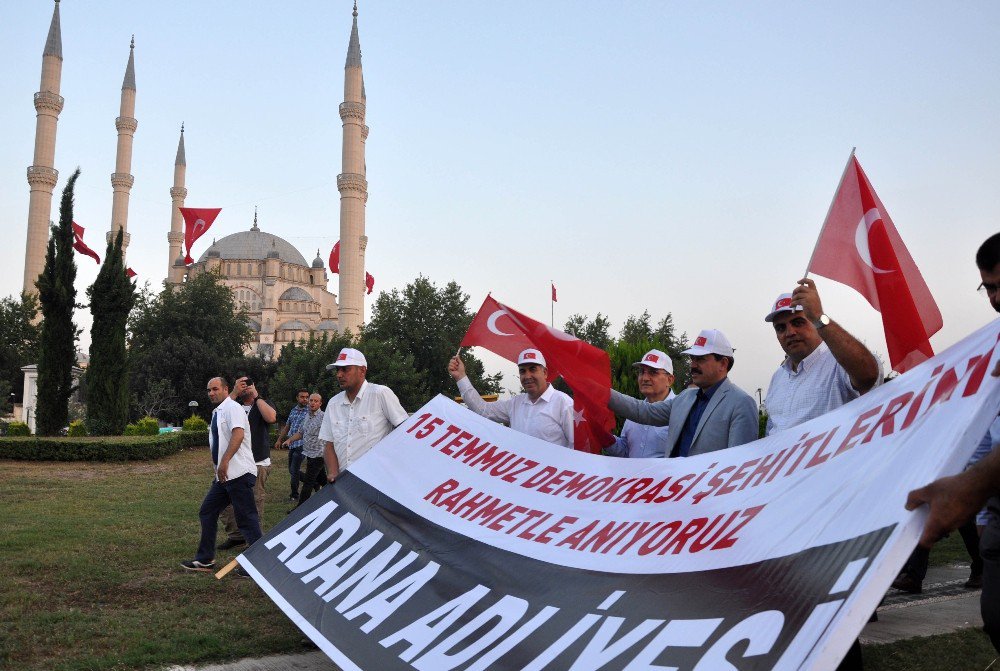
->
[[167, 564, 984, 671]]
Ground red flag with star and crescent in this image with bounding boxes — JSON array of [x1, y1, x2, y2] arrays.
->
[[461, 295, 615, 453], [806, 154, 942, 373], [180, 207, 222, 265], [71, 222, 101, 265]]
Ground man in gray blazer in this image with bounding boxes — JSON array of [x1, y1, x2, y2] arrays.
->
[[608, 329, 758, 457]]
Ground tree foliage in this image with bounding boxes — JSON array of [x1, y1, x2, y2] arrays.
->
[[0, 292, 40, 405], [128, 272, 252, 423], [563, 313, 613, 350], [364, 276, 502, 402], [35, 169, 81, 436], [86, 229, 136, 435]]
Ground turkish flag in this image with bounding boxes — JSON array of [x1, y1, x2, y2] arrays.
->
[[126, 268, 137, 278], [551, 282, 557, 302], [461, 296, 615, 453], [329, 240, 340, 274], [365, 271, 375, 295], [71, 222, 101, 265], [180, 207, 221, 265], [807, 155, 942, 373]]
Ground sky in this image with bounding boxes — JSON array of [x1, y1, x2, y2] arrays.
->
[[2, 1, 999, 401]]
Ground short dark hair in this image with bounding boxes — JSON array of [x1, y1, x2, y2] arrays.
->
[[711, 354, 735, 372], [212, 375, 230, 389], [296, 388, 309, 396], [976, 233, 1000, 271]]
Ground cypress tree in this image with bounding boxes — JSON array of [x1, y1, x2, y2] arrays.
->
[[86, 228, 135, 435], [35, 169, 81, 436]]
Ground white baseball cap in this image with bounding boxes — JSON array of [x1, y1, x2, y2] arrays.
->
[[764, 292, 804, 323], [682, 329, 735, 357], [632, 349, 674, 374], [326, 347, 367, 370], [517, 349, 546, 367]]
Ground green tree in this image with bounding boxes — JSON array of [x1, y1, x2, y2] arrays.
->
[[363, 276, 501, 402], [35, 169, 81, 436], [0, 292, 41, 405], [563, 313, 613, 350], [86, 229, 136, 435], [128, 272, 252, 423]]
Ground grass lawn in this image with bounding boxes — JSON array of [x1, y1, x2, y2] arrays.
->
[[0, 448, 315, 671], [0, 448, 995, 670]]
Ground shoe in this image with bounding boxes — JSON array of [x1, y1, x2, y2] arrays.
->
[[891, 574, 922, 594], [217, 538, 246, 551], [287, 494, 299, 503], [966, 573, 983, 589], [181, 559, 215, 572], [233, 566, 251, 579]]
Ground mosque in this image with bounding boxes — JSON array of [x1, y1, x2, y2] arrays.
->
[[20, 0, 370, 358]]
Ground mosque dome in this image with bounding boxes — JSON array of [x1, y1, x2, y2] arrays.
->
[[197, 228, 308, 266], [312, 250, 325, 269]]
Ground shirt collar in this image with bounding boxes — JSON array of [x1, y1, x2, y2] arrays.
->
[[528, 383, 555, 404], [782, 341, 829, 374], [697, 378, 726, 401], [341, 379, 370, 405]]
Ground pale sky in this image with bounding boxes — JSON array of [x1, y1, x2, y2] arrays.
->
[[2, 1, 998, 401]]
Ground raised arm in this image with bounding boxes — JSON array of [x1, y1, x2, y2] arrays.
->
[[793, 278, 881, 393], [608, 389, 672, 426]]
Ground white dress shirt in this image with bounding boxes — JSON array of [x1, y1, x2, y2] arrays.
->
[[765, 342, 883, 436], [318, 380, 408, 470], [457, 376, 574, 448], [210, 397, 255, 480]]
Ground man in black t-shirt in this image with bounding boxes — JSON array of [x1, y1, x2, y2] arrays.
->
[[218, 376, 277, 551]]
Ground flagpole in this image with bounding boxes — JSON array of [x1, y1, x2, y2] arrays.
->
[[804, 147, 856, 279], [550, 280, 554, 327]]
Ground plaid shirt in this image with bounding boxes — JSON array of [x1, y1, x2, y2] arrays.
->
[[285, 404, 310, 449]]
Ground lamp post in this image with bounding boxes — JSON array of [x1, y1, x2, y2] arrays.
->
[[756, 388, 763, 412], [188, 400, 199, 417]]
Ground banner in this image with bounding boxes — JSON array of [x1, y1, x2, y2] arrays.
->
[[241, 320, 1000, 671]]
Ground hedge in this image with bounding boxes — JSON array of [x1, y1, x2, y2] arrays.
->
[[0, 432, 208, 462]]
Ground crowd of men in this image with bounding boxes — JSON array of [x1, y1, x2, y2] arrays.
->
[[178, 233, 1000, 668]]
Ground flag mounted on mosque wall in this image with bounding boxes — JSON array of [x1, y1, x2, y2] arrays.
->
[[807, 153, 942, 373], [462, 295, 615, 453], [71, 222, 101, 265], [236, 321, 1000, 670], [180, 207, 222, 265]]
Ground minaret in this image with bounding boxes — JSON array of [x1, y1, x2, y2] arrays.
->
[[108, 36, 137, 254], [167, 124, 187, 283], [336, 1, 369, 335], [22, 0, 64, 294]]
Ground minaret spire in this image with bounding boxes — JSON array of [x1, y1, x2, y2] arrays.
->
[[337, 1, 369, 335], [23, 0, 65, 294], [167, 124, 188, 283], [108, 36, 137, 254]]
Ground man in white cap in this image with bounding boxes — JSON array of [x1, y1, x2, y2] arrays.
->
[[763, 278, 882, 436], [319, 347, 408, 482], [449, 348, 574, 448], [605, 349, 676, 458], [608, 329, 758, 457]]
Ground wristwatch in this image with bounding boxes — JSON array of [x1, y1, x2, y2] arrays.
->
[[812, 313, 831, 330]]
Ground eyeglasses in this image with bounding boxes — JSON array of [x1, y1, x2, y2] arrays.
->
[[978, 282, 1000, 296]]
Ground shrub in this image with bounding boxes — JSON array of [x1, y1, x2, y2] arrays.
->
[[183, 416, 208, 432], [124, 416, 160, 436], [67, 420, 88, 437], [0, 434, 184, 461], [7, 422, 31, 437]]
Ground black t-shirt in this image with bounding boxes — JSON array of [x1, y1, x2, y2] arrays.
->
[[244, 399, 275, 463]]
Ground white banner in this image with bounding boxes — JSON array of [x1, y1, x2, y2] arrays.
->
[[243, 319, 1000, 671]]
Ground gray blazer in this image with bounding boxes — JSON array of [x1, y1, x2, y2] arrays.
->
[[608, 377, 759, 457]]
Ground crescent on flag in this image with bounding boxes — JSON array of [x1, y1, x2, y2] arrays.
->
[[486, 309, 514, 336], [855, 209, 894, 274]]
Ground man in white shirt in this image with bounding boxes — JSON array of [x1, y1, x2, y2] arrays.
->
[[319, 348, 408, 481], [449, 348, 574, 448], [763, 279, 882, 436], [606, 349, 676, 458], [181, 376, 261, 574]]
